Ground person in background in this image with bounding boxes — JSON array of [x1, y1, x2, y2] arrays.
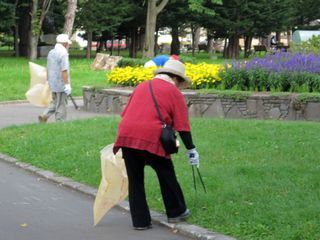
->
[[38, 34, 72, 123], [144, 54, 179, 68], [270, 36, 277, 46], [113, 59, 200, 230]]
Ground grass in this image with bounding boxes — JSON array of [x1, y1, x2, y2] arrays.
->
[[0, 56, 111, 102], [0, 117, 319, 240]]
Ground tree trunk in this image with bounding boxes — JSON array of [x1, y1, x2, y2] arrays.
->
[[18, 0, 30, 57], [262, 36, 269, 48], [63, 0, 77, 37], [154, 29, 159, 55], [86, 30, 92, 59], [29, 0, 39, 61], [191, 24, 195, 57], [244, 35, 252, 58], [276, 31, 281, 44], [129, 28, 137, 58], [13, 0, 19, 57], [110, 36, 114, 56], [29, 0, 53, 60], [207, 36, 214, 57], [143, 0, 169, 58], [286, 30, 291, 46], [14, 25, 19, 57], [223, 37, 228, 58], [207, 30, 214, 55], [138, 31, 144, 51], [226, 35, 240, 59], [170, 25, 180, 55], [194, 27, 201, 48], [97, 38, 104, 53]]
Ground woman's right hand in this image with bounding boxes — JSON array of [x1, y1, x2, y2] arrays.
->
[[187, 148, 200, 168]]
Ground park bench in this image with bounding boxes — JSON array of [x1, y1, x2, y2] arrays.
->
[[198, 43, 207, 52], [185, 43, 207, 53], [276, 45, 290, 52], [253, 45, 268, 55]]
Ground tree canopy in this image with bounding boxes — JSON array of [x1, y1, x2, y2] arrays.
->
[[1, 0, 320, 59]]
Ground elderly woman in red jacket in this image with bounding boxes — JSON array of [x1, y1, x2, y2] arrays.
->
[[113, 60, 200, 230]]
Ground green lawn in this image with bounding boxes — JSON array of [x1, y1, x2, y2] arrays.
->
[[0, 117, 319, 240], [0, 56, 110, 102]]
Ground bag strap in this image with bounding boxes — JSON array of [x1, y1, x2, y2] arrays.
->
[[148, 81, 165, 126]]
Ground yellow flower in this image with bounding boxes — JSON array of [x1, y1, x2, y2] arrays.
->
[[107, 63, 225, 88]]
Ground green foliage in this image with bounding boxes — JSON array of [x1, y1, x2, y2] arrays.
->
[[179, 55, 197, 64], [298, 92, 320, 102], [77, 0, 135, 35], [188, 0, 221, 16], [0, 0, 15, 32], [248, 68, 270, 91], [117, 57, 147, 67], [31, 9, 43, 35], [220, 66, 320, 93], [0, 34, 14, 47], [220, 67, 250, 91], [198, 89, 251, 100], [301, 35, 320, 54]]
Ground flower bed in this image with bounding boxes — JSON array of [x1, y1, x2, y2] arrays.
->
[[107, 53, 320, 93], [107, 63, 224, 89], [221, 52, 320, 92]]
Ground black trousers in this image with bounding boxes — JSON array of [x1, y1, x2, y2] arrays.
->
[[122, 147, 187, 228]]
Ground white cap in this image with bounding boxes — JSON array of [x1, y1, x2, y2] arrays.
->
[[56, 34, 72, 44]]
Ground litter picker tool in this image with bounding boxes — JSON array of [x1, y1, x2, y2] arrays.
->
[[69, 95, 79, 110], [191, 166, 207, 193]]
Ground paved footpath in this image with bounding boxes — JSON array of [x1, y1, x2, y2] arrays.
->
[[0, 100, 236, 240]]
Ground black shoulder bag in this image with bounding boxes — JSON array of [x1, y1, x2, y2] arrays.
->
[[148, 81, 178, 154]]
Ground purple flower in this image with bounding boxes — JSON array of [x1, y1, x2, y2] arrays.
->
[[243, 52, 320, 74]]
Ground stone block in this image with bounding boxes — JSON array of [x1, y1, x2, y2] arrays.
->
[[188, 104, 202, 117], [247, 99, 257, 114], [226, 105, 243, 119], [269, 107, 281, 119], [305, 102, 320, 121], [256, 99, 265, 119], [202, 99, 224, 118], [91, 53, 122, 70]]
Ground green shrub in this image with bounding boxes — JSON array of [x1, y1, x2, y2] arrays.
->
[[117, 57, 147, 67], [220, 67, 250, 90], [249, 68, 270, 91], [301, 35, 320, 54], [291, 35, 320, 54]]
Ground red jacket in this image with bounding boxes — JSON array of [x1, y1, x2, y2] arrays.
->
[[113, 78, 190, 157]]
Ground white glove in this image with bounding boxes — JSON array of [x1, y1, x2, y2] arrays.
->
[[187, 148, 200, 168], [64, 84, 72, 95]]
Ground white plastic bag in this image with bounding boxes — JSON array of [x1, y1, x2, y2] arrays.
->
[[93, 144, 128, 226], [25, 62, 52, 107]]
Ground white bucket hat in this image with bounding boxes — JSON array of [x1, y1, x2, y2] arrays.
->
[[56, 34, 72, 44], [154, 60, 190, 83]]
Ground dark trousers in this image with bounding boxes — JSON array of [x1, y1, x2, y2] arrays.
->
[[122, 147, 187, 228]]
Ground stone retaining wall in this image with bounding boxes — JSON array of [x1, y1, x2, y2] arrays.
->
[[82, 87, 320, 121]]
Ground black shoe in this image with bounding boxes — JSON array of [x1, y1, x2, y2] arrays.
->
[[133, 224, 152, 231], [167, 209, 190, 223]]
